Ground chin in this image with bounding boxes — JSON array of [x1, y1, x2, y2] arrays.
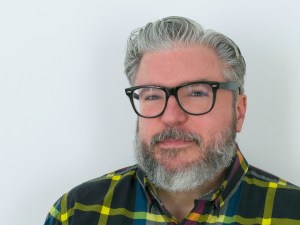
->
[[157, 158, 199, 173]]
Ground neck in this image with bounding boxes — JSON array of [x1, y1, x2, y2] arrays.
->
[[155, 169, 226, 222]]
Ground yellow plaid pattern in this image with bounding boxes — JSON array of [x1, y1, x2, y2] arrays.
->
[[45, 148, 300, 225]]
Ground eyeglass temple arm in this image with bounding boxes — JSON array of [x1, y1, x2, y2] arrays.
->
[[219, 82, 242, 95]]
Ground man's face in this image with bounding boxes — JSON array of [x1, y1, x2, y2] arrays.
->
[[134, 45, 246, 191]]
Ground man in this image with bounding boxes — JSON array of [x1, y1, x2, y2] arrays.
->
[[45, 16, 300, 225]]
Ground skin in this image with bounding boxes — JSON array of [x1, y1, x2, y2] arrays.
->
[[134, 45, 247, 221]]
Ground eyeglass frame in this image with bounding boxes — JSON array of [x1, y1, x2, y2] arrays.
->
[[125, 80, 241, 118]]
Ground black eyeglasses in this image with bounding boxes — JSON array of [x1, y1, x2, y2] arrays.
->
[[125, 81, 241, 118]]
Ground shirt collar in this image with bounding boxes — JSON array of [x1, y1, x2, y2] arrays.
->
[[214, 144, 249, 207]]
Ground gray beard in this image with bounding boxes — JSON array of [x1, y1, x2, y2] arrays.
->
[[134, 123, 237, 192]]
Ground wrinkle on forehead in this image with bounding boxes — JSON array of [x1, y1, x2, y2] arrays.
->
[[134, 45, 225, 87]]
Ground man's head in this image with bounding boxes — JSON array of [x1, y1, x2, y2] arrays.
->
[[124, 16, 247, 192], [125, 16, 245, 93]]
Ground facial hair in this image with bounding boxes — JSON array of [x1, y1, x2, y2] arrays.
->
[[134, 120, 237, 192]]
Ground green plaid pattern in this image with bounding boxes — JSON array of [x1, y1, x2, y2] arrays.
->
[[44, 147, 300, 225]]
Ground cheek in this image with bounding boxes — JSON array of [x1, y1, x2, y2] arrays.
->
[[210, 95, 235, 126], [138, 119, 160, 143], [189, 108, 234, 141]]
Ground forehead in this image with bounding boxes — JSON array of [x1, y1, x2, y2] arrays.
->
[[134, 45, 225, 87]]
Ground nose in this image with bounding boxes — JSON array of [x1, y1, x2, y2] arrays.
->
[[160, 96, 188, 126]]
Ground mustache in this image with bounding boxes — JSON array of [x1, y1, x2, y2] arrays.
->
[[150, 127, 202, 147]]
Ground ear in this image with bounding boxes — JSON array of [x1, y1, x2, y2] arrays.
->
[[235, 94, 247, 132]]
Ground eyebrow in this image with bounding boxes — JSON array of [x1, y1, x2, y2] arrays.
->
[[137, 79, 221, 88]]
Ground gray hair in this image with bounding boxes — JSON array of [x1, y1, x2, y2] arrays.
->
[[124, 16, 246, 94]]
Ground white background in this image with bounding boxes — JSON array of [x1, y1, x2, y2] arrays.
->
[[1, 1, 300, 224]]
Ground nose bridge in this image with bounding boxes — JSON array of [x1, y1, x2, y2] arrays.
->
[[165, 87, 181, 110], [161, 85, 188, 121], [167, 86, 177, 97], [161, 92, 187, 125]]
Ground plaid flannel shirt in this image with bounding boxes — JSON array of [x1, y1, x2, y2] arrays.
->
[[44, 148, 300, 225]]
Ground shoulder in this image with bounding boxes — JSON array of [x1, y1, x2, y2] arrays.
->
[[44, 165, 140, 224], [242, 165, 300, 215], [67, 165, 139, 203], [245, 165, 300, 190], [68, 165, 138, 195]]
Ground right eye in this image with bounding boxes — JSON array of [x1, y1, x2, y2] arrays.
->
[[143, 94, 161, 101], [137, 88, 164, 101]]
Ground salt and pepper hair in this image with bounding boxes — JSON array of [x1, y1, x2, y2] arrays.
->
[[124, 16, 246, 94]]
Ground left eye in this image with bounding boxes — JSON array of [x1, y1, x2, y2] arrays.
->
[[190, 91, 209, 97]]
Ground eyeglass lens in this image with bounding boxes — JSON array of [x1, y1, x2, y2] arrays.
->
[[132, 83, 214, 117]]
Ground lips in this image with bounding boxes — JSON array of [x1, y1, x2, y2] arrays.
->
[[158, 139, 193, 148]]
